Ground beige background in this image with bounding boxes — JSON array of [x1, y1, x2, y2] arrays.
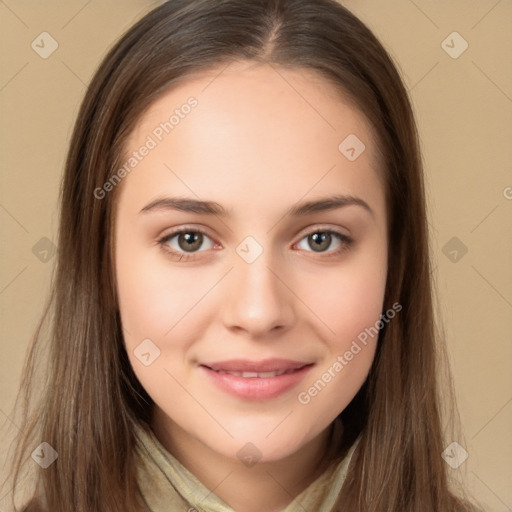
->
[[0, 0, 510, 510]]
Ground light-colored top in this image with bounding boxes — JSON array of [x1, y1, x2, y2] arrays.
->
[[133, 422, 360, 512]]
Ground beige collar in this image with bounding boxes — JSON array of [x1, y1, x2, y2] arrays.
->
[[134, 422, 360, 512]]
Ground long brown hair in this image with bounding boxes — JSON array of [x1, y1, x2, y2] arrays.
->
[[6, 0, 480, 510]]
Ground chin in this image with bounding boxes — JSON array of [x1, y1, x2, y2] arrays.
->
[[213, 422, 318, 464]]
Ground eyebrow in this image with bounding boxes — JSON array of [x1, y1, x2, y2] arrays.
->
[[139, 194, 373, 218]]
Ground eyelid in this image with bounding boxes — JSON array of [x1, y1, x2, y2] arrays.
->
[[294, 223, 351, 241]]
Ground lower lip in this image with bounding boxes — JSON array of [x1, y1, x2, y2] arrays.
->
[[200, 365, 313, 401]]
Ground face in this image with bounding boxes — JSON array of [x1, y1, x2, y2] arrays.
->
[[114, 61, 388, 463]]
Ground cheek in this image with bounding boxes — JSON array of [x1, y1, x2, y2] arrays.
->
[[115, 242, 208, 348], [305, 249, 387, 347], [116, 251, 204, 404], [293, 245, 387, 424]]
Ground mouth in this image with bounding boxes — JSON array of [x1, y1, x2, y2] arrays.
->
[[207, 368, 300, 378], [199, 359, 314, 400]]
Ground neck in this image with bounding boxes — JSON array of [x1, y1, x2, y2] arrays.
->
[[151, 409, 336, 512]]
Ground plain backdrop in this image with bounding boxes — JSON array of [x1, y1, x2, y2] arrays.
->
[[0, 1, 511, 511]]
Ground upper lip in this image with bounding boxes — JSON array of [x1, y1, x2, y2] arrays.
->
[[201, 359, 312, 372]]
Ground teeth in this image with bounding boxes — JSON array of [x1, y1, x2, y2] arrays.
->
[[215, 369, 292, 378], [257, 371, 281, 378]]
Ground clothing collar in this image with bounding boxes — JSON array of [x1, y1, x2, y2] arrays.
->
[[134, 421, 360, 512]]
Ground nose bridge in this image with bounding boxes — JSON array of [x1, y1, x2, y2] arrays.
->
[[221, 238, 295, 335]]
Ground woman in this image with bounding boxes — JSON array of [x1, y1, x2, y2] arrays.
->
[[7, 0, 480, 510]]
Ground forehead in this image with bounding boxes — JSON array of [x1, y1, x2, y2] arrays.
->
[[127, 62, 381, 158], [119, 62, 385, 216]]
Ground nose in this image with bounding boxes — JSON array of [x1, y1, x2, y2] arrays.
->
[[220, 249, 296, 338]]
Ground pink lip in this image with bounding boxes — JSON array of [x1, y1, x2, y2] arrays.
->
[[200, 359, 314, 401]]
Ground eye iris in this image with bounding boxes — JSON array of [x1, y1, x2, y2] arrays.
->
[[178, 232, 203, 252], [309, 232, 331, 252]]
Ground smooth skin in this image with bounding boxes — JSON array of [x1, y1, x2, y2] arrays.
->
[[114, 61, 388, 512]]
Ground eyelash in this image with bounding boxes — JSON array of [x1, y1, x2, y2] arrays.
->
[[157, 226, 353, 262]]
